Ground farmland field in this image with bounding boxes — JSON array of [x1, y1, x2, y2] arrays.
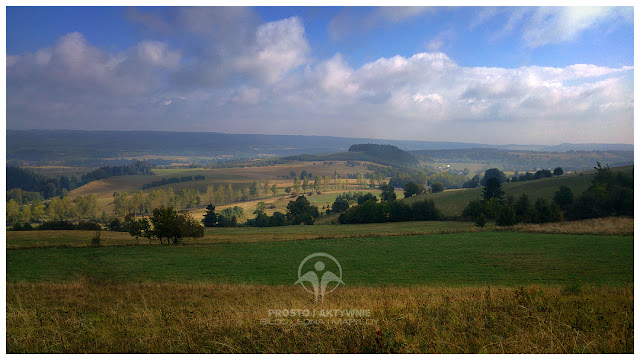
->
[[7, 231, 632, 285], [6, 227, 634, 354]]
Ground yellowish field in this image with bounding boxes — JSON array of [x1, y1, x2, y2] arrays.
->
[[6, 282, 633, 353], [66, 161, 380, 215], [500, 217, 634, 236], [188, 188, 398, 221]]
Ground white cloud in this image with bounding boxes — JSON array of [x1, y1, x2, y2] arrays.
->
[[478, 6, 633, 48], [425, 29, 456, 52], [235, 17, 310, 84], [6, 12, 634, 145], [135, 41, 181, 68]]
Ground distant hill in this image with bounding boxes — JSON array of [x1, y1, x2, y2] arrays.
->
[[348, 144, 419, 167], [6, 129, 633, 166], [410, 148, 634, 172]]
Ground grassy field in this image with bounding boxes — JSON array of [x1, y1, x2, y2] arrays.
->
[[7, 283, 633, 353], [7, 232, 632, 286], [6, 221, 634, 353]]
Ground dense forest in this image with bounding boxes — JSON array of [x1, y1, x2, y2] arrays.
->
[[348, 144, 419, 167]]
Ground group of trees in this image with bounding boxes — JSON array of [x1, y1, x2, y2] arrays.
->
[[11, 219, 103, 231], [338, 198, 442, 224], [328, 192, 379, 214], [461, 167, 564, 190], [141, 175, 205, 190], [6, 194, 98, 226], [461, 163, 630, 227], [120, 207, 204, 244], [203, 195, 320, 228], [510, 168, 562, 182], [462, 176, 563, 227], [563, 163, 633, 219]]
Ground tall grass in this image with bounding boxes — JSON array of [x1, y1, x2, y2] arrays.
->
[[6, 282, 633, 353], [499, 217, 633, 236]]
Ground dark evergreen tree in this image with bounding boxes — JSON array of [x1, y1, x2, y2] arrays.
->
[[202, 203, 218, 227], [482, 177, 504, 201]]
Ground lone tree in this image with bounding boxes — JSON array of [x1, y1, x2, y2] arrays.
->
[[403, 182, 424, 198], [379, 183, 397, 202], [553, 167, 564, 177], [430, 182, 444, 193], [482, 177, 504, 202], [202, 203, 218, 227], [331, 198, 350, 213], [481, 168, 507, 186], [146, 207, 204, 244]]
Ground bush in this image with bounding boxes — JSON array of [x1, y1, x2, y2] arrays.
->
[[268, 212, 287, 227], [411, 199, 442, 221], [107, 218, 124, 231], [430, 182, 444, 193], [91, 230, 102, 247], [217, 215, 238, 227], [531, 199, 562, 224], [11, 222, 34, 231], [38, 220, 76, 230], [77, 220, 102, 231], [496, 205, 517, 226], [331, 198, 350, 213]]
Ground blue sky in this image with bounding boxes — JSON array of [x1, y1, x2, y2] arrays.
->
[[5, 6, 635, 144]]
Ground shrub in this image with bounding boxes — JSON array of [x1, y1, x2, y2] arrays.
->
[[430, 182, 444, 193], [77, 220, 102, 231], [91, 230, 102, 247], [11, 222, 34, 231], [38, 220, 76, 230], [496, 205, 517, 226]]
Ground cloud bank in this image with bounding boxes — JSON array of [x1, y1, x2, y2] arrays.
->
[[6, 7, 634, 145]]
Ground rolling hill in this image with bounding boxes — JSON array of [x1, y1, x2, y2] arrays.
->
[[401, 165, 633, 218]]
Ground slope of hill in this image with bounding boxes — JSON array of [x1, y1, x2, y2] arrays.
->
[[401, 166, 633, 218]]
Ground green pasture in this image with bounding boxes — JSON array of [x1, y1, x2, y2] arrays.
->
[[7, 232, 632, 286]]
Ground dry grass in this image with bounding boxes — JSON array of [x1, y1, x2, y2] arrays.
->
[[6, 282, 633, 353], [499, 217, 633, 236]]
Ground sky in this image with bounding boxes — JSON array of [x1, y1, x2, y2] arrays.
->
[[5, 6, 635, 145]]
